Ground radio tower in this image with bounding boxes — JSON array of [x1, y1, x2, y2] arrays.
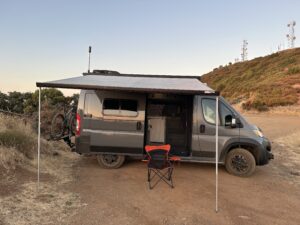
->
[[286, 21, 296, 48], [241, 40, 248, 61]]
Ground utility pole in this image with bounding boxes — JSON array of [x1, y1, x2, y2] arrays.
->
[[286, 21, 296, 48], [241, 40, 248, 62]]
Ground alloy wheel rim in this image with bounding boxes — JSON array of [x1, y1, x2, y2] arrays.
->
[[231, 155, 249, 173], [103, 154, 118, 165]]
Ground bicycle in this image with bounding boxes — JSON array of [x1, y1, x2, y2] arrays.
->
[[50, 104, 77, 141]]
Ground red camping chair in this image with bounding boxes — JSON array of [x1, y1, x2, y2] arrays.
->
[[145, 144, 174, 189]]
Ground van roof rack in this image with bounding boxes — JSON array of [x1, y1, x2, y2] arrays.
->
[[85, 70, 120, 75], [83, 70, 200, 79]]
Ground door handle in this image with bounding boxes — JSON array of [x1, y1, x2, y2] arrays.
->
[[84, 113, 92, 118], [136, 121, 142, 130], [200, 124, 205, 133]]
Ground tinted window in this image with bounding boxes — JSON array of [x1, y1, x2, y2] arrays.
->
[[121, 99, 138, 112], [103, 99, 119, 110], [201, 99, 216, 124], [220, 103, 233, 126], [103, 98, 138, 117], [84, 93, 101, 117]]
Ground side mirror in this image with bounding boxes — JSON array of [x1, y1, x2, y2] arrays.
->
[[225, 115, 237, 128]]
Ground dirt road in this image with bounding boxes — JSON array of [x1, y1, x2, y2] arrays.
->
[[66, 114, 300, 225]]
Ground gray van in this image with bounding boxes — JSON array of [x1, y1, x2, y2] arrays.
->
[[74, 71, 273, 177]]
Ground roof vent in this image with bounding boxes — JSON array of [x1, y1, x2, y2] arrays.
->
[[92, 70, 120, 75]]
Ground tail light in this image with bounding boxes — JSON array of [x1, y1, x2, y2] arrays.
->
[[76, 113, 81, 136]]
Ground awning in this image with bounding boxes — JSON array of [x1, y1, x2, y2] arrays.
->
[[36, 73, 216, 95], [35, 71, 220, 212]]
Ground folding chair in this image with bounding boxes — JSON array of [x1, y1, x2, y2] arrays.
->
[[145, 144, 174, 189]]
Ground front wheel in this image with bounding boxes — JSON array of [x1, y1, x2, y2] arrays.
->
[[97, 154, 125, 169], [225, 148, 256, 177]]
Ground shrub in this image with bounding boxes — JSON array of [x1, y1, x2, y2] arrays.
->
[[241, 101, 251, 110], [287, 67, 300, 75], [241, 99, 268, 111], [251, 100, 268, 111], [216, 83, 225, 92], [0, 130, 35, 159], [279, 57, 296, 67]]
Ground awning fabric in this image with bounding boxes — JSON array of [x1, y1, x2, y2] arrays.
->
[[36, 73, 216, 95]]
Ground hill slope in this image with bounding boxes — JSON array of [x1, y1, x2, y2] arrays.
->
[[201, 48, 300, 111]]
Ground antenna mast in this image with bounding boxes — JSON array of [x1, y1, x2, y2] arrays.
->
[[286, 21, 296, 48], [241, 40, 248, 61], [88, 46, 92, 73]]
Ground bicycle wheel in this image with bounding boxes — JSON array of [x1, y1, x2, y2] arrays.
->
[[51, 113, 65, 139], [68, 114, 76, 136]]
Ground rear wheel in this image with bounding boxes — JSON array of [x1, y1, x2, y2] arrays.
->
[[50, 113, 65, 140], [96, 154, 125, 169], [225, 148, 256, 177], [68, 114, 76, 136]]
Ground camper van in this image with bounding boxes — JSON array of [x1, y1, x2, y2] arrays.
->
[[73, 70, 274, 177]]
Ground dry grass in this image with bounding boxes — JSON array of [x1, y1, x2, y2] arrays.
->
[[0, 182, 83, 225], [202, 48, 300, 111], [0, 114, 83, 225], [233, 104, 300, 116]]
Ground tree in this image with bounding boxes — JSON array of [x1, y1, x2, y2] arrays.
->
[[0, 92, 8, 110], [24, 88, 72, 114], [7, 91, 25, 113], [1, 88, 76, 115]]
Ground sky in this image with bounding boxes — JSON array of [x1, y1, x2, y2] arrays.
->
[[0, 0, 299, 96]]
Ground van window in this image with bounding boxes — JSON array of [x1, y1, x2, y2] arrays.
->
[[84, 93, 101, 117], [220, 103, 234, 126], [103, 99, 138, 117], [201, 99, 216, 124], [120, 99, 138, 112], [103, 99, 119, 110]]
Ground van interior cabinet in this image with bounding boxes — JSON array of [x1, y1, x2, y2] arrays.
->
[[148, 117, 166, 144]]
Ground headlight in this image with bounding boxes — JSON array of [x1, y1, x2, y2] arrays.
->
[[253, 129, 264, 138]]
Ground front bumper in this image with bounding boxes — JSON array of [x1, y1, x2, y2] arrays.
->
[[258, 138, 274, 165]]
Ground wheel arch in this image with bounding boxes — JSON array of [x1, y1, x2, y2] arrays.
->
[[220, 138, 261, 165]]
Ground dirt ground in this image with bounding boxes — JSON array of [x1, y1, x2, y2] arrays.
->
[[64, 114, 300, 225], [1, 114, 299, 225]]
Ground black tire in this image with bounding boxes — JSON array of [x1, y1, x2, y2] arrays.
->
[[96, 154, 125, 169], [50, 113, 65, 140], [225, 148, 256, 177]]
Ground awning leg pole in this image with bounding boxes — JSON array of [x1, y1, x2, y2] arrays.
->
[[215, 96, 219, 213], [37, 87, 41, 191]]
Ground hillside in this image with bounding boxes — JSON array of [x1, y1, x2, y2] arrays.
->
[[201, 48, 300, 111], [0, 114, 82, 224]]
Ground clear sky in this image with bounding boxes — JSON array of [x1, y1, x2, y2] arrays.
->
[[0, 0, 299, 95]]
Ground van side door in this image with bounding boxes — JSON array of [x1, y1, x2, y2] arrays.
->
[[83, 91, 146, 155], [193, 96, 236, 161]]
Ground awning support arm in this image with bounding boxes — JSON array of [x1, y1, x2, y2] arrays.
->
[[215, 96, 219, 212], [37, 87, 41, 191]]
